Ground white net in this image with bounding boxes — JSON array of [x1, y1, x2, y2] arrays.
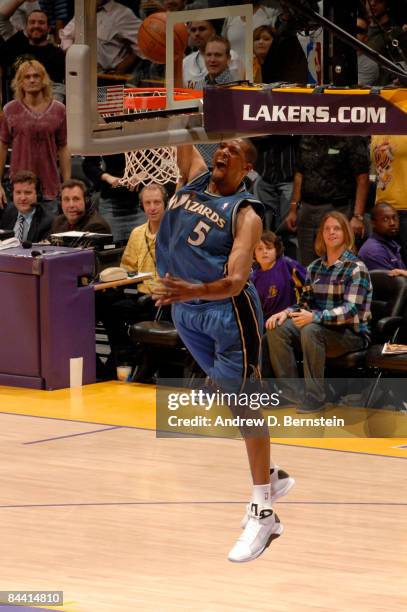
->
[[119, 146, 180, 188], [97, 86, 201, 188]]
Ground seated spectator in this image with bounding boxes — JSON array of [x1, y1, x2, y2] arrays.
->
[[51, 179, 111, 234], [0, 59, 70, 214], [251, 230, 306, 325], [60, 0, 141, 75], [358, 203, 406, 271], [96, 182, 167, 378], [222, 1, 280, 60], [183, 20, 243, 88], [195, 36, 234, 166], [267, 212, 372, 413], [196, 35, 234, 88], [120, 183, 166, 289], [0, 169, 53, 242], [0, 2, 66, 102], [253, 25, 274, 83]]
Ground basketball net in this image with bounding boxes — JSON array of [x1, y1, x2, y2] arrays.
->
[[97, 86, 201, 188], [106, 87, 182, 188], [118, 146, 180, 189]]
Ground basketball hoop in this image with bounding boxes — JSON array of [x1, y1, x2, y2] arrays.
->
[[123, 87, 203, 112], [97, 86, 202, 188]]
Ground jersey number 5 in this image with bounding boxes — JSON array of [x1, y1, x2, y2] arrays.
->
[[187, 220, 211, 246]]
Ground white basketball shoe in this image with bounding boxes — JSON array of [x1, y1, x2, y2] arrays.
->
[[228, 506, 283, 563]]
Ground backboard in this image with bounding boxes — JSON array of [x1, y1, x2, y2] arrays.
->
[[66, 1, 255, 155]]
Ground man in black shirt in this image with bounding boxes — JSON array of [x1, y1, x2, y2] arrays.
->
[[285, 135, 370, 266], [0, 2, 65, 102], [253, 135, 300, 258], [365, 0, 406, 85], [50, 179, 111, 234]]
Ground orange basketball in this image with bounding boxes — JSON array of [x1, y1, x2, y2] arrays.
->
[[138, 12, 188, 64]]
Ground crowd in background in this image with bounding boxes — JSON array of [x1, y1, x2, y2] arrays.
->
[[0, 0, 406, 383]]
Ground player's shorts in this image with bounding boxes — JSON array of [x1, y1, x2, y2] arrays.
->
[[172, 283, 263, 393]]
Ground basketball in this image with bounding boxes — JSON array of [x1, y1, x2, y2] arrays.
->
[[138, 12, 188, 64]]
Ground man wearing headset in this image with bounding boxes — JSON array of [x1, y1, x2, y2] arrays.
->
[[50, 179, 111, 234], [96, 182, 167, 379], [0, 169, 53, 242]]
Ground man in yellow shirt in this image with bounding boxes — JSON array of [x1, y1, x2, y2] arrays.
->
[[97, 183, 167, 378], [121, 183, 167, 292]]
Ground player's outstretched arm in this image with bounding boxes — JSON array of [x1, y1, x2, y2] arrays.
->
[[177, 145, 208, 187], [155, 205, 262, 305]]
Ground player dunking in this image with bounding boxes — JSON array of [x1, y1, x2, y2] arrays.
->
[[155, 140, 294, 562]]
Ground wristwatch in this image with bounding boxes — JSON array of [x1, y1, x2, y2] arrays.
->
[[352, 214, 364, 222]]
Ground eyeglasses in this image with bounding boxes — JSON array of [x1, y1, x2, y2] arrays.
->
[[356, 27, 368, 35]]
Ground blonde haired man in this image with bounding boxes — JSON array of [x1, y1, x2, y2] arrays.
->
[[0, 60, 70, 211]]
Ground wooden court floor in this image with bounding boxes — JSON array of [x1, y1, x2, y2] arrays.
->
[[0, 382, 406, 612]]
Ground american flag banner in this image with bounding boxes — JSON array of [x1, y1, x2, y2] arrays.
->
[[97, 85, 124, 117]]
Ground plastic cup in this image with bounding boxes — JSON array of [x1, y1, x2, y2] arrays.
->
[[117, 365, 132, 382]]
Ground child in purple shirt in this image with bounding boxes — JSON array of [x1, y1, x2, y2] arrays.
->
[[251, 231, 306, 327]]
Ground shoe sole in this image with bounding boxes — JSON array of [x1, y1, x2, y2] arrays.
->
[[228, 523, 284, 563], [240, 477, 295, 529]]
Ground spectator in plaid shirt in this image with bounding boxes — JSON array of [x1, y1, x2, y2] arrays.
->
[[266, 211, 372, 413]]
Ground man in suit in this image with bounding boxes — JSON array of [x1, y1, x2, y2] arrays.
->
[[0, 169, 53, 242], [51, 179, 111, 234]]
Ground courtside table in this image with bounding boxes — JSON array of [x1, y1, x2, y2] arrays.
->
[[0, 246, 96, 390]]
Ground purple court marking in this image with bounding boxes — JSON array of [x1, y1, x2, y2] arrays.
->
[[1, 411, 406, 460], [0, 500, 406, 510], [23, 426, 122, 445]]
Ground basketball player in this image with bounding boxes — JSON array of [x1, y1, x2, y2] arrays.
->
[[155, 140, 294, 563]]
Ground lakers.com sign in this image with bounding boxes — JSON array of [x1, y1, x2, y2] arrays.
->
[[203, 87, 407, 136]]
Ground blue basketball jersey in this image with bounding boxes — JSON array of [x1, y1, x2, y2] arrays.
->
[[156, 171, 263, 284]]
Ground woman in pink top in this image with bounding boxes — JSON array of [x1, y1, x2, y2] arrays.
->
[[0, 59, 70, 212]]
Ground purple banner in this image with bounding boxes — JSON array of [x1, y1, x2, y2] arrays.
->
[[204, 89, 407, 136]]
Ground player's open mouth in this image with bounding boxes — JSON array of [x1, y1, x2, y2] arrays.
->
[[215, 160, 227, 169]]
